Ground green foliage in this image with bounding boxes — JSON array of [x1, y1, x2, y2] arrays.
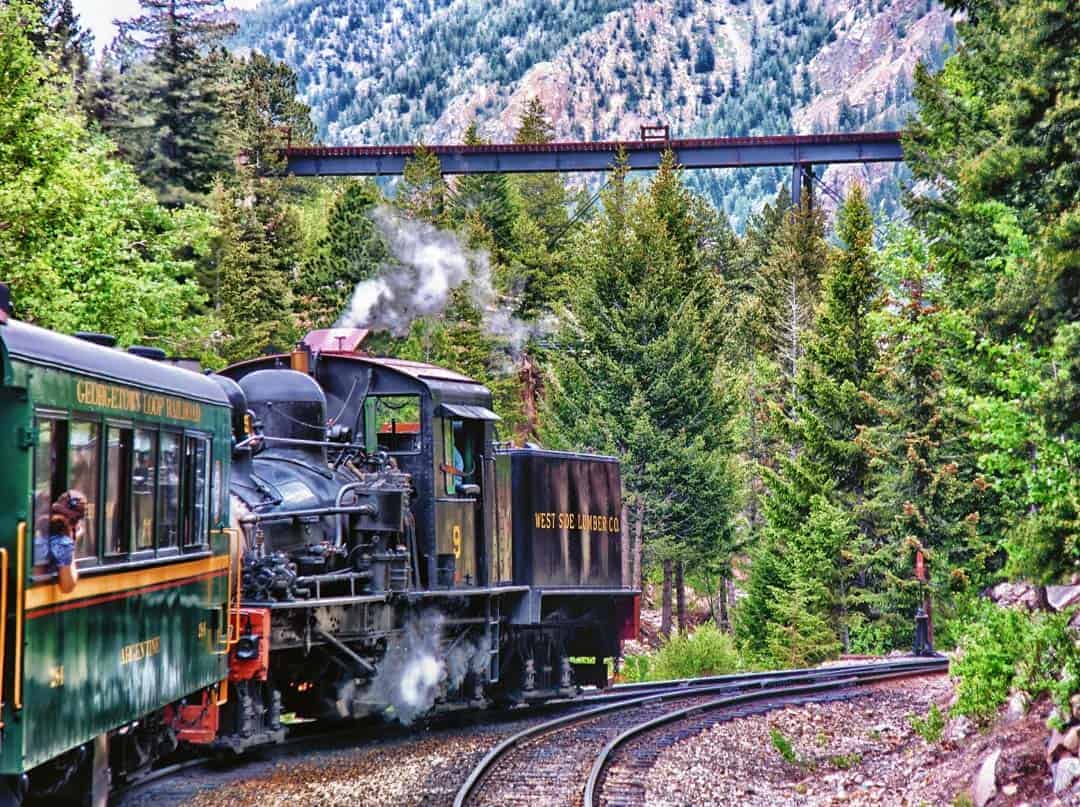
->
[[99, 0, 237, 206], [909, 704, 945, 744], [621, 624, 741, 683], [951, 600, 1080, 725], [213, 170, 300, 362], [296, 181, 388, 330], [0, 0, 216, 352], [739, 186, 879, 663], [829, 752, 862, 769], [542, 151, 740, 582], [770, 727, 800, 766]]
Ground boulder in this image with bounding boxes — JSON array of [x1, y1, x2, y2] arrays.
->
[[1047, 585, 1080, 611], [1006, 690, 1031, 721], [1048, 728, 1072, 764], [1053, 756, 1080, 794], [972, 748, 1000, 807], [987, 582, 1042, 610], [1067, 726, 1080, 754]]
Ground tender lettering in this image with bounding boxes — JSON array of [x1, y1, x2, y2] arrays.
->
[[120, 636, 161, 665], [532, 512, 620, 533]]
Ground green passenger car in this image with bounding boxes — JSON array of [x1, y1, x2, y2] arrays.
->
[[0, 317, 236, 799]]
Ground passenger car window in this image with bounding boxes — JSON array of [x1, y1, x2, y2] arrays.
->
[[32, 417, 68, 567], [105, 426, 133, 555], [132, 429, 156, 550], [158, 432, 181, 548], [366, 395, 421, 454], [183, 435, 209, 548], [69, 420, 99, 559]]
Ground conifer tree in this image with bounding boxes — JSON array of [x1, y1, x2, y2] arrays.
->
[[542, 152, 739, 631], [296, 181, 389, 330], [101, 0, 236, 205], [452, 122, 518, 263], [214, 168, 300, 361], [508, 97, 570, 318], [399, 145, 448, 225], [739, 186, 881, 659], [224, 52, 316, 176]]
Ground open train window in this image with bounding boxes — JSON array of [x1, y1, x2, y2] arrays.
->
[[182, 434, 210, 548], [104, 425, 134, 556], [32, 416, 68, 568], [364, 395, 421, 455], [158, 431, 181, 548], [68, 419, 99, 560], [440, 418, 478, 497]]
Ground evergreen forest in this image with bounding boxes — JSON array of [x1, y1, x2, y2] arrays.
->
[[1, 0, 1077, 702]]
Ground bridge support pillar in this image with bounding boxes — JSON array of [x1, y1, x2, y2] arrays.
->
[[791, 162, 814, 210]]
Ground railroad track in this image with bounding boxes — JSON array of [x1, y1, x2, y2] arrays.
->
[[453, 655, 948, 807]]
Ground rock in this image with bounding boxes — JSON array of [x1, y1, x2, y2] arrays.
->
[[947, 715, 975, 742], [1066, 726, 1080, 753], [1048, 728, 1074, 764], [1054, 756, 1080, 794], [987, 581, 1042, 610], [1071, 694, 1080, 721], [972, 748, 1000, 807], [1047, 585, 1080, 611], [1007, 690, 1032, 721]]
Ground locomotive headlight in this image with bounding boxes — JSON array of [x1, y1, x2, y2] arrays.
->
[[236, 633, 261, 661]]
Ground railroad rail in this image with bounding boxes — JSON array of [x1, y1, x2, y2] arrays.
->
[[453, 655, 948, 807]]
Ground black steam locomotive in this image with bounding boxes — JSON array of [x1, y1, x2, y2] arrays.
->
[[211, 328, 638, 747]]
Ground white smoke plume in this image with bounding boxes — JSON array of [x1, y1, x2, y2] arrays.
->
[[365, 609, 491, 725], [336, 207, 553, 352]]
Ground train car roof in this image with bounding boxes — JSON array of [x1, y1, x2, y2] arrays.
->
[[0, 319, 230, 406], [225, 352, 491, 402]]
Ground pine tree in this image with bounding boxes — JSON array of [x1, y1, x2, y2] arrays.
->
[[399, 145, 448, 225], [102, 0, 237, 205], [542, 153, 739, 630], [739, 186, 881, 659], [511, 97, 569, 256], [296, 181, 389, 330], [214, 168, 300, 361], [452, 122, 518, 262], [224, 51, 316, 176]]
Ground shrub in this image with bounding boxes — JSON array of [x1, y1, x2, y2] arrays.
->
[[951, 599, 1080, 725], [620, 623, 742, 683], [909, 704, 946, 743]]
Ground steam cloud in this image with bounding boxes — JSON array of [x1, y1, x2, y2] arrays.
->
[[336, 207, 551, 353], [366, 609, 490, 725]]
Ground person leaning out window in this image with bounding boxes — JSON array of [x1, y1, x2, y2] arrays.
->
[[34, 490, 86, 593]]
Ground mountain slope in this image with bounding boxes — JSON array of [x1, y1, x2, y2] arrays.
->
[[235, 0, 956, 225]]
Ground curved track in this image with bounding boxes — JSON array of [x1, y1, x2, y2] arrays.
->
[[454, 656, 948, 807]]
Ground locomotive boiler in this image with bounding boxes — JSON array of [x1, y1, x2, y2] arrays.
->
[[212, 328, 639, 747]]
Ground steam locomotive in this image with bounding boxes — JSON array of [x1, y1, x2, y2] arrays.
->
[[212, 328, 638, 748], [0, 300, 637, 805]]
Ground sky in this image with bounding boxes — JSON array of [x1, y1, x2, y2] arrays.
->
[[72, 0, 260, 53]]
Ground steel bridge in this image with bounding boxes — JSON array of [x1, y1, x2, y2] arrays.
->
[[284, 131, 904, 207]]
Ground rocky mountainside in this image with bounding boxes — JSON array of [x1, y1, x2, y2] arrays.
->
[[234, 0, 956, 225]]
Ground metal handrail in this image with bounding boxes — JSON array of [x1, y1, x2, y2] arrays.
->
[[0, 546, 8, 727], [14, 522, 25, 710], [214, 528, 243, 650]]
